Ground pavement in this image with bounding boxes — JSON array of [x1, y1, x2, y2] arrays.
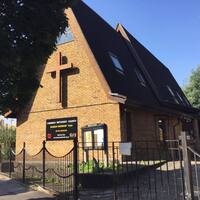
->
[[0, 174, 55, 200]]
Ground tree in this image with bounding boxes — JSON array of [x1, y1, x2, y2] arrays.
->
[[0, 0, 75, 115], [0, 126, 16, 160], [184, 65, 200, 109]]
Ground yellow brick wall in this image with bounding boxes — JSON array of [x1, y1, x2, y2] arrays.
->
[[17, 103, 120, 156], [121, 107, 183, 145], [16, 8, 186, 158], [16, 9, 121, 156]]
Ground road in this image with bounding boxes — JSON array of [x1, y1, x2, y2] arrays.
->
[[0, 174, 55, 200]]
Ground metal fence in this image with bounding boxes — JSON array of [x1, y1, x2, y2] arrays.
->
[[185, 144, 200, 199], [0, 141, 78, 200], [78, 140, 185, 200], [1, 132, 200, 200]]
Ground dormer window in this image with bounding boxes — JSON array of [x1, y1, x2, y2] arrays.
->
[[109, 52, 124, 74], [56, 27, 74, 45], [176, 91, 191, 106], [176, 91, 184, 104], [167, 85, 175, 97], [183, 95, 191, 106], [166, 85, 179, 104], [134, 68, 146, 86]]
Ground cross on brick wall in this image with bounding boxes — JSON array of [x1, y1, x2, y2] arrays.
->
[[47, 52, 80, 107]]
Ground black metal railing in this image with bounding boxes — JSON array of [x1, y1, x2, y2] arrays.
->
[[0, 136, 194, 200], [187, 146, 200, 199], [78, 140, 185, 200], [0, 141, 77, 200]]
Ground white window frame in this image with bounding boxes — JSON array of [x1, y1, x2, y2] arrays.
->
[[134, 68, 146, 87], [166, 85, 179, 104], [176, 91, 184, 103], [109, 52, 124, 74], [183, 95, 191, 106]]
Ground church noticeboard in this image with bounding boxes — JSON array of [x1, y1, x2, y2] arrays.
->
[[46, 117, 77, 141]]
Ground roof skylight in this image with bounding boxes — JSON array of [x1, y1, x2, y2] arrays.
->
[[176, 91, 184, 104], [166, 85, 179, 104], [109, 52, 124, 74], [135, 68, 146, 87]]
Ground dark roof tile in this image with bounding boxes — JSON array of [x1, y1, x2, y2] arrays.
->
[[72, 1, 199, 114]]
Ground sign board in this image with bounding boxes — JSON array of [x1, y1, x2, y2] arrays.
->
[[119, 142, 132, 156], [46, 117, 77, 141], [82, 124, 107, 150]]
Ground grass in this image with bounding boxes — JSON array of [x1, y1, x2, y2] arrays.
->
[[78, 160, 113, 173]]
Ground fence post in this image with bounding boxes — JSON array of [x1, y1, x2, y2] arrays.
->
[[73, 138, 78, 200], [181, 131, 194, 200], [112, 142, 117, 200], [9, 147, 12, 178], [22, 142, 26, 183], [0, 144, 2, 163], [42, 141, 46, 188]]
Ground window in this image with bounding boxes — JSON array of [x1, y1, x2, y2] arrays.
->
[[183, 95, 191, 106], [176, 91, 184, 104], [56, 27, 74, 45], [182, 119, 193, 134], [158, 119, 167, 142], [135, 68, 146, 86], [82, 124, 107, 150], [167, 85, 175, 97], [109, 52, 124, 73], [166, 85, 179, 104]]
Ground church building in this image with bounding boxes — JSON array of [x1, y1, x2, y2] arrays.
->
[[16, 1, 200, 155]]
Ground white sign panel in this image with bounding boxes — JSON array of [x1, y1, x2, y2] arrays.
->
[[94, 128, 104, 147], [119, 142, 132, 156]]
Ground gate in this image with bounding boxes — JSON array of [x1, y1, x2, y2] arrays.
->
[[182, 131, 200, 200], [78, 139, 186, 200], [1, 132, 200, 200], [112, 140, 185, 200]]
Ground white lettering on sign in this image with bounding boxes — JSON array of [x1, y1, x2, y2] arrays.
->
[[68, 120, 77, 123], [57, 120, 68, 124], [47, 121, 56, 125]]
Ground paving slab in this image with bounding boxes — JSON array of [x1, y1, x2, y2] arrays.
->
[[0, 174, 55, 200]]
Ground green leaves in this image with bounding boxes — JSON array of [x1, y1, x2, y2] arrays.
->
[[0, 126, 16, 159], [184, 65, 200, 109], [0, 0, 74, 114]]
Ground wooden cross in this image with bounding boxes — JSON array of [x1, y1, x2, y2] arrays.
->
[[48, 52, 71, 104]]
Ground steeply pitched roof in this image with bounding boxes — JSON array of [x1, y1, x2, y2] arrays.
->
[[72, 1, 159, 107], [71, 1, 199, 115], [121, 26, 191, 107], [117, 25, 199, 114]]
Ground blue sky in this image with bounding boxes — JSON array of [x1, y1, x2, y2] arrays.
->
[[84, 0, 200, 87]]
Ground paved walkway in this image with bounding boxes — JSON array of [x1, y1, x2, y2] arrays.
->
[[0, 174, 55, 200]]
